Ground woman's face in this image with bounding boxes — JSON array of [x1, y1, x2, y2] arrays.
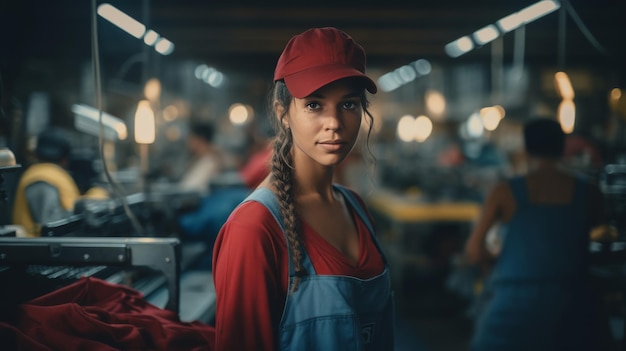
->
[[283, 79, 364, 169]]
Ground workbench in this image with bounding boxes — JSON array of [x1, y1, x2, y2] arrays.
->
[[366, 189, 481, 297]]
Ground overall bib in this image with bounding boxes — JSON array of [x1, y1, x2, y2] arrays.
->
[[243, 185, 395, 351]]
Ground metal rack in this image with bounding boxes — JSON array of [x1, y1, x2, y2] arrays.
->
[[0, 236, 181, 313]]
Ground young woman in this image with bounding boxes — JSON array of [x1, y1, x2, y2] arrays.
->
[[212, 27, 395, 351]]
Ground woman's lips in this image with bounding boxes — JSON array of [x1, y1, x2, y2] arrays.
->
[[318, 140, 346, 152]]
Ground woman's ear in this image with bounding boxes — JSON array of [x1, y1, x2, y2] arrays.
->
[[274, 100, 289, 129]]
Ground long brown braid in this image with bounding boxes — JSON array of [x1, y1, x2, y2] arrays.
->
[[268, 80, 375, 293]]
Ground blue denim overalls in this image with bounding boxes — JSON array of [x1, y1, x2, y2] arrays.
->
[[243, 184, 395, 351], [471, 176, 598, 351]]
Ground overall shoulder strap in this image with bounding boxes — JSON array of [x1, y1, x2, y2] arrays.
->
[[243, 187, 284, 231], [242, 187, 315, 276], [333, 184, 375, 234], [333, 184, 389, 264]]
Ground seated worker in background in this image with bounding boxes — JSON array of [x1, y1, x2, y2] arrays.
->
[[12, 127, 108, 237], [179, 120, 224, 193], [177, 123, 271, 270], [464, 117, 610, 351]]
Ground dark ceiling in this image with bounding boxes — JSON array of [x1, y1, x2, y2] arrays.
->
[[2, 0, 626, 102]]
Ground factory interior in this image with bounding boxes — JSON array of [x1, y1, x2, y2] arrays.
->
[[1, 0, 626, 350]]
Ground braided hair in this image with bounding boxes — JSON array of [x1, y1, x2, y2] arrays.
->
[[268, 79, 375, 293]]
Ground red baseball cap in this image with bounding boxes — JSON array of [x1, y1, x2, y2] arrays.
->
[[274, 27, 377, 99]]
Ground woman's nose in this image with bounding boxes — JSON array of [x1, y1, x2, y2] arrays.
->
[[324, 110, 342, 130]]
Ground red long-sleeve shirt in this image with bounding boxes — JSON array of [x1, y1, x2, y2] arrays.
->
[[212, 191, 385, 351]]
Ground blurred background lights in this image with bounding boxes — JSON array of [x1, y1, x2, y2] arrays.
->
[[97, 3, 174, 55], [466, 112, 485, 138], [446, 0, 560, 57], [143, 78, 161, 102], [398, 65, 417, 82], [414, 115, 433, 142], [134, 100, 156, 144], [162, 105, 179, 122], [71, 104, 128, 141], [194, 64, 209, 79], [413, 59, 432, 76], [496, 0, 560, 33], [497, 12, 524, 33], [425, 90, 446, 119], [205, 70, 224, 87], [194, 64, 226, 88], [143, 30, 159, 46], [473, 25, 499, 45], [378, 59, 431, 92], [518, 0, 560, 24], [97, 3, 146, 39], [397, 115, 416, 142], [609, 88, 626, 118], [154, 38, 174, 55], [229, 103, 254, 125], [479, 105, 505, 131], [611, 87, 622, 101], [444, 36, 474, 58], [558, 99, 576, 134], [554, 71, 575, 100], [396, 115, 433, 143]]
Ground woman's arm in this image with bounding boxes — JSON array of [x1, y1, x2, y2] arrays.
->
[[464, 182, 506, 265], [212, 202, 288, 351]]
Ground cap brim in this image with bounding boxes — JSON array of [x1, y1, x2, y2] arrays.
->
[[283, 64, 377, 99]]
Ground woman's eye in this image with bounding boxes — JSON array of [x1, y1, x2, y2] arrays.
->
[[305, 102, 321, 110], [343, 101, 358, 110]]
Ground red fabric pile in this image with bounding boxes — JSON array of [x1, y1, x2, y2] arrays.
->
[[0, 277, 215, 351]]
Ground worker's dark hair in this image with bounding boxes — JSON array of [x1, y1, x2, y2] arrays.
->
[[35, 127, 71, 163], [189, 120, 216, 143], [523, 117, 565, 159]]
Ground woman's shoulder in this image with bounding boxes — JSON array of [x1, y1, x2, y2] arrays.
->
[[212, 199, 287, 301], [215, 199, 286, 260], [481, 178, 516, 211], [223, 199, 283, 235]]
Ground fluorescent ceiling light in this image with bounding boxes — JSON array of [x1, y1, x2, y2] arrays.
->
[[143, 30, 160, 46], [72, 104, 128, 141], [519, 0, 560, 24], [377, 59, 431, 92], [444, 36, 474, 58], [97, 3, 146, 39], [473, 25, 500, 45], [413, 59, 432, 75], [154, 38, 175, 55], [497, 13, 524, 33], [497, 0, 560, 33], [98, 3, 175, 55], [377, 72, 401, 92]]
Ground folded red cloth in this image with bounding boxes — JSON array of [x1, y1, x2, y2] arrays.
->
[[0, 277, 215, 351]]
